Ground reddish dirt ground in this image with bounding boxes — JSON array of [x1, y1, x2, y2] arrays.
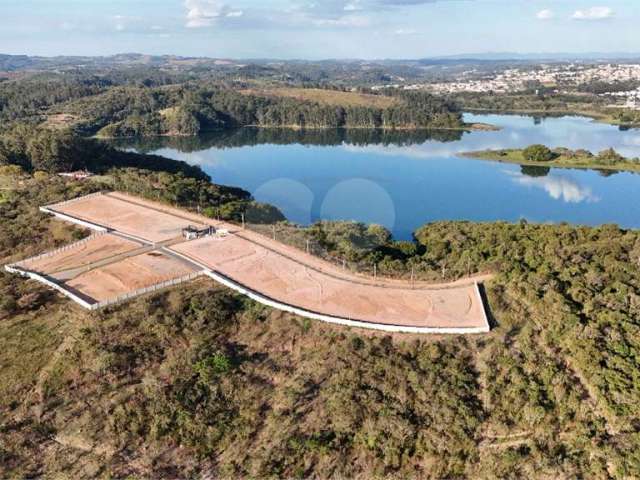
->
[[47, 193, 207, 243], [19, 234, 140, 275], [65, 251, 198, 302], [32, 192, 489, 330], [170, 235, 487, 329]]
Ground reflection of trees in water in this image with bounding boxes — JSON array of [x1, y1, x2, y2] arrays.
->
[[105, 127, 464, 153], [594, 169, 620, 177], [519, 165, 623, 178], [520, 165, 550, 177]]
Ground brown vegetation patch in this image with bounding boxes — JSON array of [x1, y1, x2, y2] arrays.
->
[[240, 87, 403, 109]]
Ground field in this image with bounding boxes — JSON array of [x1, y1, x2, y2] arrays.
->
[[240, 87, 402, 109], [8, 191, 489, 332]]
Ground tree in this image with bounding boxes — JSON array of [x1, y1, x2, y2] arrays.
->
[[596, 148, 625, 165], [522, 144, 555, 162]]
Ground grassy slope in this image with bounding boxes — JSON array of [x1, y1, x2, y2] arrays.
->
[[239, 87, 403, 109], [1, 173, 640, 478], [462, 149, 640, 173]]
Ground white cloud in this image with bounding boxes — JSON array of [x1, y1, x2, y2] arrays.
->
[[184, 0, 241, 28], [394, 28, 417, 35], [344, 1, 363, 11], [507, 171, 599, 204], [312, 15, 371, 27], [572, 6, 614, 20], [536, 9, 554, 20]]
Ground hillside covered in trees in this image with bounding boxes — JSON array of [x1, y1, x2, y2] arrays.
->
[[0, 71, 464, 139], [1, 164, 639, 478]]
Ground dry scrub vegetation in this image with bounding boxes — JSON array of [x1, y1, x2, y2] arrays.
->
[[1, 170, 640, 479], [239, 87, 403, 109]]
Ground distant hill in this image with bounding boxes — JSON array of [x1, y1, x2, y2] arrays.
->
[[2, 52, 640, 73]]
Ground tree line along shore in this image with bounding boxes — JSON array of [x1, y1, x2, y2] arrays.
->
[[463, 144, 640, 173]]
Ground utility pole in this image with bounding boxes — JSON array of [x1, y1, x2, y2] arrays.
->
[[272, 225, 276, 240], [374, 263, 377, 279], [241, 213, 245, 229], [306, 239, 310, 254]]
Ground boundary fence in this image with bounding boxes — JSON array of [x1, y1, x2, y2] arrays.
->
[[243, 222, 441, 284], [4, 263, 205, 312], [93, 270, 204, 309], [42, 191, 105, 209], [13, 232, 108, 268]]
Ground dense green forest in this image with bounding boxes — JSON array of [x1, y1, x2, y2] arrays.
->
[[0, 124, 207, 175], [1, 165, 640, 478], [68, 85, 463, 136], [0, 72, 464, 138]]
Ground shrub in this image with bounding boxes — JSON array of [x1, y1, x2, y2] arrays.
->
[[522, 144, 555, 162]]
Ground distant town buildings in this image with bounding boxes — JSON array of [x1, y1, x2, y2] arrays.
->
[[373, 63, 640, 103]]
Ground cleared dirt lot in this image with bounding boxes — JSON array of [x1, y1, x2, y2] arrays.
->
[[65, 251, 198, 302], [19, 234, 141, 277], [14, 192, 489, 331], [170, 235, 487, 329], [46, 192, 207, 243]]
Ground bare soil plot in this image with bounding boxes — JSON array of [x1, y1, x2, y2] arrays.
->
[[170, 235, 487, 329], [19, 234, 140, 276], [46, 192, 207, 243], [65, 251, 199, 302]]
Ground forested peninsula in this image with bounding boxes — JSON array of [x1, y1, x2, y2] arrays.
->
[[0, 74, 465, 138]]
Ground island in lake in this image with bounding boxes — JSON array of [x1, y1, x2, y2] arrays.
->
[[463, 144, 640, 173]]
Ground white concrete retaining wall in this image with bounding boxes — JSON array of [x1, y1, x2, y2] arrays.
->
[[39, 207, 108, 233], [4, 264, 95, 309], [203, 269, 491, 334], [42, 191, 105, 209]]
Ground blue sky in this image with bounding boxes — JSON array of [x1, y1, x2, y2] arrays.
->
[[1, 1, 638, 59]]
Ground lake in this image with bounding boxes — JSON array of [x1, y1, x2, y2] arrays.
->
[[112, 113, 640, 240]]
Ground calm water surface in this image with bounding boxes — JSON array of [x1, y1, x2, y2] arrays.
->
[[114, 114, 640, 239]]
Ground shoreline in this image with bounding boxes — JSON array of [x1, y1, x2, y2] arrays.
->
[[461, 149, 640, 173], [91, 121, 499, 140], [462, 107, 640, 129]]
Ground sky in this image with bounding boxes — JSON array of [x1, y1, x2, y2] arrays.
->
[[1, 0, 638, 59]]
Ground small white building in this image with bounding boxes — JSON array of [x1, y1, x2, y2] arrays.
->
[[182, 225, 215, 240]]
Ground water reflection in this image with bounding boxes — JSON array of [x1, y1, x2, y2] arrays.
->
[[110, 127, 464, 153], [108, 113, 640, 239], [520, 165, 550, 178], [507, 171, 599, 204]]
